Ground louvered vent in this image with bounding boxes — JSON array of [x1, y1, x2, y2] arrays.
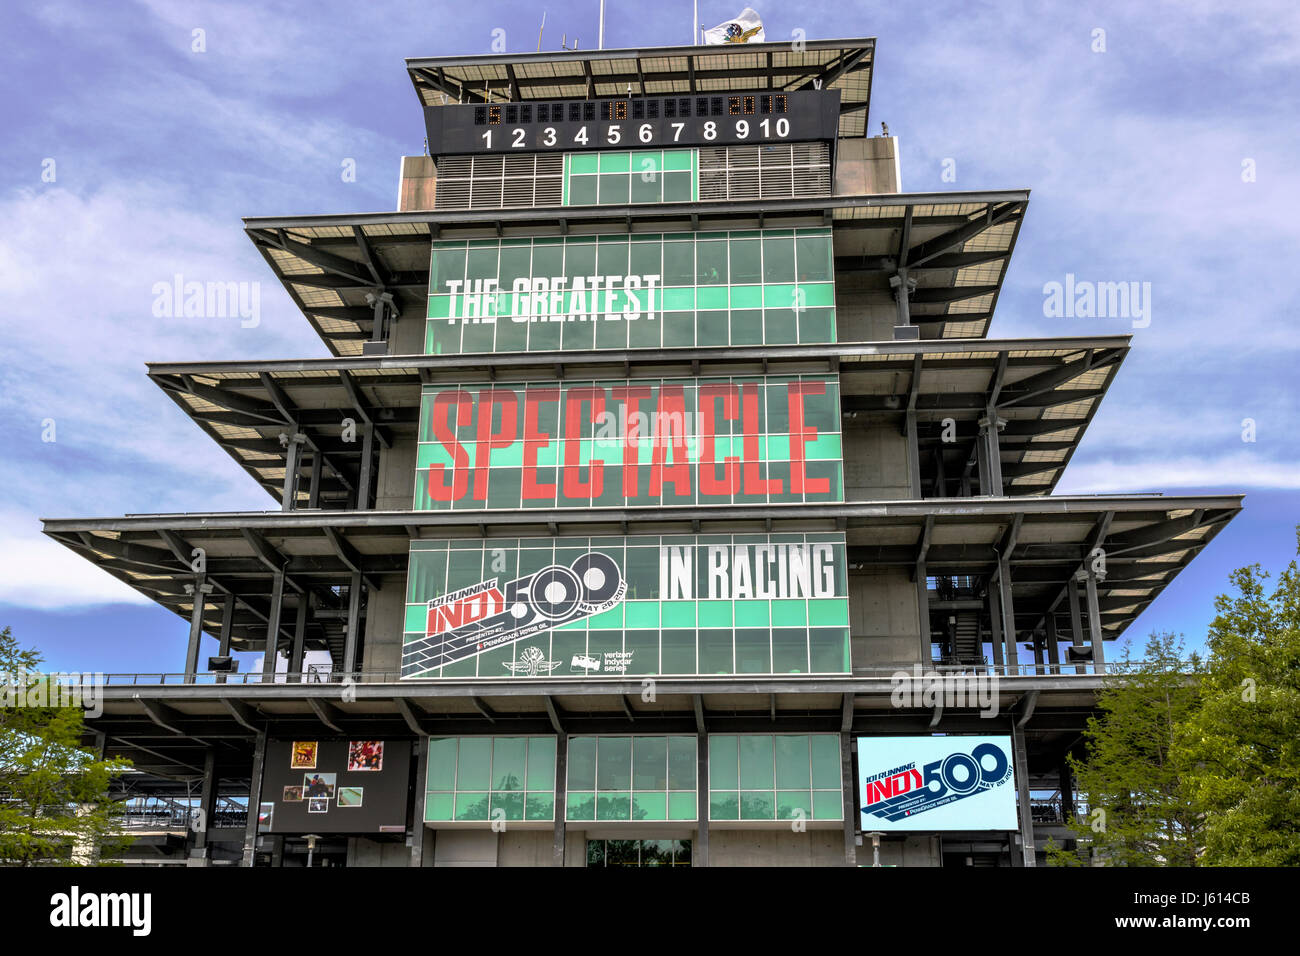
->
[[697, 142, 831, 202], [435, 153, 563, 210]]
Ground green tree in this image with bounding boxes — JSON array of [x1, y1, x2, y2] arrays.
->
[[1048, 631, 1204, 866], [1176, 533, 1300, 866], [0, 626, 132, 865]]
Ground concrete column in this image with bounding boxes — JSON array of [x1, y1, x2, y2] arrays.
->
[[987, 586, 1005, 669], [889, 269, 912, 326], [693, 733, 709, 867], [262, 570, 285, 681], [184, 576, 210, 681], [915, 560, 931, 663], [357, 424, 376, 511], [1010, 721, 1036, 867], [997, 561, 1019, 670], [977, 415, 1005, 496], [281, 435, 302, 512], [307, 453, 322, 508], [290, 596, 308, 679], [242, 731, 267, 867], [1045, 614, 1061, 675], [343, 572, 363, 676], [905, 409, 922, 499], [1085, 569, 1105, 670], [410, 739, 429, 867], [216, 594, 235, 684], [841, 733, 857, 867], [1067, 579, 1085, 675], [553, 734, 568, 867], [189, 747, 217, 866]]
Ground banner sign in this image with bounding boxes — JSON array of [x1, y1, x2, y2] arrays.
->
[[425, 229, 837, 354], [414, 375, 842, 510], [403, 533, 850, 679], [856, 736, 1018, 832]]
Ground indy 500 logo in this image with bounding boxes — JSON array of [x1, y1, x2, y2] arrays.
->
[[401, 552, 625, 677], [860, 741, 1012, 823]]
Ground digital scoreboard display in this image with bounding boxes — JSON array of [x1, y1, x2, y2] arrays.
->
[[424, 89, 840, 154]]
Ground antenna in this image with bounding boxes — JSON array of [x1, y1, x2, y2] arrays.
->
[[537, 11, 546, 52]]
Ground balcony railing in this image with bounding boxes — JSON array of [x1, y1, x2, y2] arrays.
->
[[26, 661, 1187, 688]]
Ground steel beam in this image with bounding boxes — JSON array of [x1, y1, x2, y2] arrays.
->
[[241, 731, 267, 867]]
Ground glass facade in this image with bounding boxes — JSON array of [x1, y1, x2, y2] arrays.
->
[[402, 533, 851, 680], [566, 735, 697, 822], [424, 735, 557, 823], [425, 228, 836, 354], [587, 839, 692, 867], [413, 375, 843, 510], [563, 149, 697, 206], [708, 734, 843, 822]]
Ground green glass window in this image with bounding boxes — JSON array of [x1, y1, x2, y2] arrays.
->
[[404, 534, 850, 681], [567, 735, 697, 822], [425, 735, 557, 823], [709, 734, 843, 822], [427, 228, 836, 355], [565, 150, 696, 207]]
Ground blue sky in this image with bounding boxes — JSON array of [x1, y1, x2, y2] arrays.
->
[[1, 1, 1297, 674]]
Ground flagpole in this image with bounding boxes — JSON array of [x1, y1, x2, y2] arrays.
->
[[693, 0, 698, 43], [599, 0, 605, 49]]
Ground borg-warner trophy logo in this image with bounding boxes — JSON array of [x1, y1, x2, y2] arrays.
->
[[401, 552, 626, 677], [860, 741, 1012, 823]]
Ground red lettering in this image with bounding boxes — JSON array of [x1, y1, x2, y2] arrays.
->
[[472, 389, 519, 501], [562, 386, 604, 499], [649, 385, 692, 498], [741, 384, 782, 495], [522, 388, 559, 501], [427, 587, 504, 635], [610, 386, 652, 497], [427, 391, 472, 502], [788, 381, 829, 495], [699, 384, 740, 495]]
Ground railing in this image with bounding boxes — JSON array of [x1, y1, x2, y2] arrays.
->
[[29, 661, 1190, 688]]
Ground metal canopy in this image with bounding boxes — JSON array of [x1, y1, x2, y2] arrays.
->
[[43, 495, 1241, 655], [144, 335, 1128, 509], [406, 38, 876, 138], [243, 190, 1029, 356]]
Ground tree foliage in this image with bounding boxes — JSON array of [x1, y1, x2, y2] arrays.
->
[[1175, 534, 1300, 866], [1049, 631, 1204, 866], [1051, 529, 1300, 867], [0, 626, 132, 866]]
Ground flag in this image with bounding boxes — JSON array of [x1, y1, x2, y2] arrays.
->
[[703, 7, 765, 44]]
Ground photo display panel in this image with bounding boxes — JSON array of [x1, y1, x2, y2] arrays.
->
[[423, 89, 840, 154], [413, 374, 843, 510], [402, 533, 850, 680], [261, 739, 413, 834], [425, 229, 837, 354], [856, 736, 1019, 832]]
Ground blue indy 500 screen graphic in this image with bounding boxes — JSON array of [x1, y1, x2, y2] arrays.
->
[[856, 736, 1018, 832]]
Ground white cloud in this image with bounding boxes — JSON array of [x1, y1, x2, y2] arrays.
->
[[1056, 452, 1300, 494], [0, 510, 151, 609]]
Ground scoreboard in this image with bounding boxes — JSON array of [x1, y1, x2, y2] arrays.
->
[[423, 89, 840, 155]]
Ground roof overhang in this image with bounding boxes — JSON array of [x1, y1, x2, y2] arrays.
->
[[243, 189, 1029, 355], [406, 38, 876, 138], [43, 494, 1241, 657], [145, 335, 1128, 508]]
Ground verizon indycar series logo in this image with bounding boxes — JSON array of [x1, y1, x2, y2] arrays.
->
[[860, 742, 1012, 823], [401, 552, 625, 677]]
